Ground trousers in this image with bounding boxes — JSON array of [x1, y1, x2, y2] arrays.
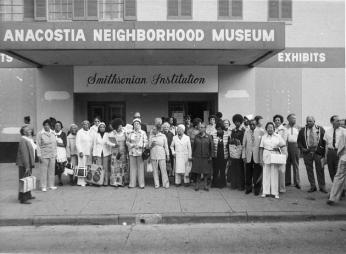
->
[[329, 160, 346, 202], [286, 142, 300, 185], [262, 163, 279, 196], [327, 149, 339, 182], [129, 155, 145, 188], [245, 159, 262, 193], [40, 157, 56, 189], [303, 152, 325, 189], [95, 155, 110, 185], [152, 159, 169, 188]]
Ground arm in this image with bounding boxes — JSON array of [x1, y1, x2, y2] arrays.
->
[[209, 135, 214, 159], [242, 133, 247, 160], [187, 137, 192, 159], [170, 137, 176, 156], [66, 137, 71, 159], [36, 132, 42, 158], [19, 140, 31, 169], [143, 131, 148, 149], [163, 136, 169, 159]]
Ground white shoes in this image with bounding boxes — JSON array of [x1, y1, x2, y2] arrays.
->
[[41, 188, 47, 192], [49, 186, 57, 190], [275, 195, 280, 199]]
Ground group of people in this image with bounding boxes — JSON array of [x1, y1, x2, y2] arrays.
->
[[16, 111, 346, 206]]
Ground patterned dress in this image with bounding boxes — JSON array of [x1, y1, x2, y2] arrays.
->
[[109, 130, 129, 186]]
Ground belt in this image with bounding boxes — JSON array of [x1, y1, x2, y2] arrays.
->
[[328, 148, 337, 151]]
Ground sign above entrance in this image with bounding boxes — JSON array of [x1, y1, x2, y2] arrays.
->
[[0, 22, 285, 50], [74, 66, 218, 93]]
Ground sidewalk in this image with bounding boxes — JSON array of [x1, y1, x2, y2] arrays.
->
[[1, 162, 345, 226]]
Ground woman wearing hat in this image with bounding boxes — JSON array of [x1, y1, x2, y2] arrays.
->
[[92, 122, 114, 186], [126, 118, 148, 188]]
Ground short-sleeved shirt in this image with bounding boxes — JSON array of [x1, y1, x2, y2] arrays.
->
[[324, 127, 344, 149]]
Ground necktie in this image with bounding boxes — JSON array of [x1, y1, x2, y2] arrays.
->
[[251, 131, 255, 144], [308, 128, 314, 147], [333, 128, 336, 148]]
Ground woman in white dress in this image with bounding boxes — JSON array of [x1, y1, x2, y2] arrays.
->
[[260, 122, 286, 199], [170, 125, 192, 187]]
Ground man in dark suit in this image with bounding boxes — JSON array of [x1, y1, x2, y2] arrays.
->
[[297, 116, 327, 193]]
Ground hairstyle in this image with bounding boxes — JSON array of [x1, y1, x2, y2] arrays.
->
[[184, 115, 191, 121], [192, 117, 202, 128], [97, 122, 106, 133], [216, 112, 223, 119], [287, 113, 296, 120], [208, 114, 216, 122], [265, 122, 275, 131], [330, 115, 339, 123], [42, 119, 51, 127], [154, 117, 163, 126], [249, 119, 257, 125], [177, 124, 185, 132], [55, 121, 63, 129], [20, 125, 27, 136], [306, 116, 315, 122], [273, 114, 284, 123], [232, 114, 244, 124], [24, 116, 30, 124], [162, 122, 170, 128], [254, 115, 263, 124], [223, 119, 231, 126], [93, 116, 101, 121], [111, 118, 124, 130], [199, 122, 207, 128], [69, 123, 78, 132]]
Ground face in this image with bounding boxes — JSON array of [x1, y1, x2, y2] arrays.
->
[[185, 118, 191, 125], [249, 121, 256, 131], [152, 126, 158, 135], [332, 116, 340, 128], [306, 117, 315, 128], [266, 124, 274, 135], [134, 121, 141, 130], [257, 118, 264, 127], [169, 118, 173, 124], [217, 128, 223, 137], [99, 125, 106, 133], [194, 122, 201, 130], [223, 120, 230, 129], [43, 123, 51, 132], [70, 125, 78, 134], [82, 121, 89, 130], [199, 124, 206, 134], [55, 122, 62, 131], [274, 117, 282, 127], [209, 118, 215, 125], [94, 118, 100, 126], [163, 124, 169, 132], [23, 127, 32, 137], [288, 115, 296, 125], [116, 124, 122, 132], [177, 127, 184, 135], [235, 121, 241, 128]]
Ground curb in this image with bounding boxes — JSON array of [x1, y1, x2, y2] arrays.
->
[[1, 211, 346, 226]]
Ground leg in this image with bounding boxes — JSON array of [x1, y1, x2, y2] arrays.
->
[[159, 159, 169, 188], [329, 160, 346, 202], [40, 158, 49, 189], [212, 159, 218, 187], [327, 150, 338, 182], [195, 174, 200, 191], [262, 164, 270, 195], [239, 159, 245, 190], [271, 164, 279, 197], [285, 144, 293, 185], [183, 172, 190, 184], [137, 157, 145, 188], [103, 155, 110, 185], [204, 173, 209, 191], [292, 146, 300, 186], [245, 162, 254, 193], [129, 156, 137, 188], [303, 153, 316, 189], [314, 153, 326, 190], [47, 158, 56, 188], [152, 160, 160, 188], [175, 173, 182, 185], [219, 159, 227, 188], [253, 163, 262, 195]]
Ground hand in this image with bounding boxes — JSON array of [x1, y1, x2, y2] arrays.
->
[[67, 157, 71, 162], [301, 148, 308, 153], [25, 168, 31, 175], [166, 156, 170, 162], [37, 156, 42, 163], [79, 152, 84, 158], [242, 158, 247, 163], [92, 156, 97, 163], [188, 158, 192, 162]]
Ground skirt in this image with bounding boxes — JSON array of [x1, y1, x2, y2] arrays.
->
[[191, 157, 212, 175]]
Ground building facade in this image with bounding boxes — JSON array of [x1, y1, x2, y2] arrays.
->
[[0, 0, 344, 162]]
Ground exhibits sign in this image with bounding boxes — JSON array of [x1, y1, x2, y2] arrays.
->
[[0, 22, 285, 50], [74, 66, 218, 93]]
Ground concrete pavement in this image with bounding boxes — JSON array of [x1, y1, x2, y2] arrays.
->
[[1, 161, 346, 226]]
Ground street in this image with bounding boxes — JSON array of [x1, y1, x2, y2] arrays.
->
[[1, 221, 346, 254]]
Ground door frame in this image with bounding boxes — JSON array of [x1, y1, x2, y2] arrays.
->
[[87, 101, 126, 124]]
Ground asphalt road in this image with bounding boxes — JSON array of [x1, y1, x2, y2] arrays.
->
[[1, 221, 346, 254]]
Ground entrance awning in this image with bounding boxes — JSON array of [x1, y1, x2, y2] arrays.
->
[[0, 21, 285, 68]]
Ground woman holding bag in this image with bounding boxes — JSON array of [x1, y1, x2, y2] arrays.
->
[[16, 126, 36, 204], [260, 122, 286, 199], [149, 124, 170, 189]]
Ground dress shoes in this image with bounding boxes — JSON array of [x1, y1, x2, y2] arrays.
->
[[295, 184, 301, 189], [319, 188, 328, 194], [245, 189, 252, 195], [307, 187, 317, 193], [29, 196, 36, 200], [326, 200, 335, 206], [20, 200, 31, 205]]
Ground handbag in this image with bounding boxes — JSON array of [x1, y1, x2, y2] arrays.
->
[[85, 164, 104, 185], [147, 161, 153, 173], [142, 149, 150, 160], [264, 148, 287, 165], [19, 175, 37, 193]]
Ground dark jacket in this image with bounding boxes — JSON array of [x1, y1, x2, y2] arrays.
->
[[16, 137, 35, 169], [297, 125, 326, 157], [192, 133, 214, 158]]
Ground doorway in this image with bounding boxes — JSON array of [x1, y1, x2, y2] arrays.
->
[[88, 102, 126, 124]]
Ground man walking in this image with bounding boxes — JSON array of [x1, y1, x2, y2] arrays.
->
[[242, 119, 265, 195], [324, 115, 344, 182], [327, 128, 346, 205], [297, 116, 327, 193], [286, 114, 301, 189]]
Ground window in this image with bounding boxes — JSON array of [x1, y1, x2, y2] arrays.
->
[[218, 0, 242, 20], [268, 0, 292, 21], [99, 0, 124, 21], [73, 0, 98, 20], [48, 0, 72, 20], [167, 0, 192, 20], [0, 0, 24, 21]]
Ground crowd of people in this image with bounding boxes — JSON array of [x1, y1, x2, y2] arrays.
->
[[16, 111, 346, 206]]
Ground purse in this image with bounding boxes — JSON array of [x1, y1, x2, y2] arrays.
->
[[269, 153, 287, 164], [19, 175, 37, 193], [85, 164, 104, 185], [142, 149, 150, 160], [229, 144, 242, 159]]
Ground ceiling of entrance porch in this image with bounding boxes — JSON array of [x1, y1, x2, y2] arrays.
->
[[7, 49, 279, 67]]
